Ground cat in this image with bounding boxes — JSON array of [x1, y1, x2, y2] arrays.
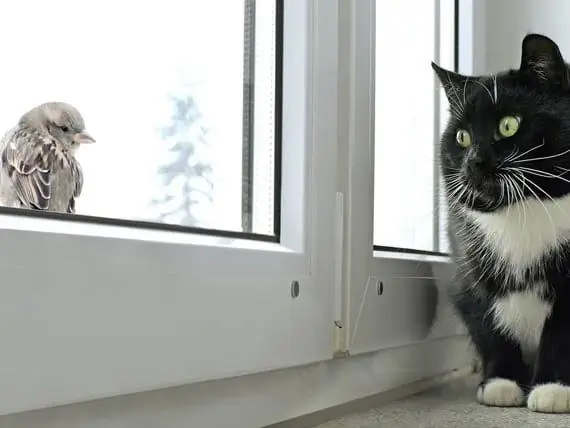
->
[[433, 33, 570, 414]]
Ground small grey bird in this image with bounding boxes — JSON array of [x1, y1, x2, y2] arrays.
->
[[0, 102, 95, 213]]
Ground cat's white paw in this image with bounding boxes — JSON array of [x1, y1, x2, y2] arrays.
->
[[476, 378, 524, 407], [528, 383, 570, 413]]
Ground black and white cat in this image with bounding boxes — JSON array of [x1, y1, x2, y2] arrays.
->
[[433, 33, 570, 413]]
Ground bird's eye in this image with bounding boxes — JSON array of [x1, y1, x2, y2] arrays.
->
[[60, 125, 70, 132], [455, 129, 472, 149], [498, 115, 521, 138]]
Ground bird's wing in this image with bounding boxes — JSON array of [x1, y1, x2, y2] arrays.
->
[[1, 128, 55, 210], [67, 159, 83, 213]]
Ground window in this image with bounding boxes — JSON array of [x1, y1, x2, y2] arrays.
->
[[340, 0, 461, 357], [0, 0, 280, 241], [373, 0, 456, 254], [0, 0, 466, 417], [0, 0, 341, 414]]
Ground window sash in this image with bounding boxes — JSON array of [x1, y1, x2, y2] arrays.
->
[[0, 0, 340, 415], [341, 0, 463, 357]]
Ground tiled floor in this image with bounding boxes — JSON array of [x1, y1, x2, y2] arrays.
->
[[314, 376, 570, 428]]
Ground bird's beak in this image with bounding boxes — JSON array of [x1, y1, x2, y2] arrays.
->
[[73, 132, 96, 144]]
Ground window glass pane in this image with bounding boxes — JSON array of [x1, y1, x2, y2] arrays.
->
[[0, 0, 279, 238], [373, 0, 454, 253]]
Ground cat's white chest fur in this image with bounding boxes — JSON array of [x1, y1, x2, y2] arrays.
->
[[466, 194, 570, 281], [466, 197, 567, 353], [491, 290, 552, 353]]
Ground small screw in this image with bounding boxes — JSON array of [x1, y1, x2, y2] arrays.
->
[[291, 280, 300, 298], [376, 280, 384, 296]]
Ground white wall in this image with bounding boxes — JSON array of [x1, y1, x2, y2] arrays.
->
[[484, 0, 570, 72]]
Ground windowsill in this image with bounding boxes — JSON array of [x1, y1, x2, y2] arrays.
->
[[0, 335, 472, 426], [0, 211, 295, 252], [373, 250, 451, 264]]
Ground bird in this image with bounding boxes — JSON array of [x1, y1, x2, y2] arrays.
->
[[0, 102, 95, 213]]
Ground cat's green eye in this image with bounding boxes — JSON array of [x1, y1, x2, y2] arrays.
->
[[498, 115, 521, 138], [456, 129, 472, 148]]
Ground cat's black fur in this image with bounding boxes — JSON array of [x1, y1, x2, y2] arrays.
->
[[434, 34, 570, 413]]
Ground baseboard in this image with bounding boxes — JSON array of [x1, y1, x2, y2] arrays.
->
[[266, 365, 475, 428]]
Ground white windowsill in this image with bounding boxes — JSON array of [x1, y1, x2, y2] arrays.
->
[[0, 212, 294, 252], [373, 250, 451, 264], [0, 335, 472, 427]]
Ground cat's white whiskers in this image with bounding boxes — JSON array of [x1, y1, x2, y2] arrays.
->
[[554, 165, 570, 175], [448, 103, 462, 119], [512, 166, 570, 184], [514, 148, 570, 164], [523, 174, 570, 221], [447, 183, 465, 199], [513, 171, 557, 239], [502, 148, 520, 165], [507, 167, 570, 224], [513, 174, 529, 231], [473, 79, 495, 104], [510, 173, 527, 226], [445, 72, 465, 116], [504, 174, 513, 217], [449, 184, 469, 208], [492, 75, 498, 103], [508, 141, 545, 163], [504, 174, 516, 205], [497, 174, 507, 208], [462, 77, 469, 106]]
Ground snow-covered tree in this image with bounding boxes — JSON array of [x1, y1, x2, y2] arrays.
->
[[149, 89, 213, 226]]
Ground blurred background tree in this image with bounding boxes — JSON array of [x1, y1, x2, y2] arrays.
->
[[149, 87, 213, 227]]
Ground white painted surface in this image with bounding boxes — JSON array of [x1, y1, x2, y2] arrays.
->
[[0, 336, 472, 428], [485, 0, 570, 74]]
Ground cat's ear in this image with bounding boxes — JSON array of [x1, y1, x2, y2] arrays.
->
[[519, 33, 570, 88], [431, 62, 473, 109]]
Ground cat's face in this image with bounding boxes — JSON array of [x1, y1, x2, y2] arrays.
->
[[434, 34, 570, 213]]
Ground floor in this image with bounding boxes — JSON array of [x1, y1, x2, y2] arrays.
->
[[313, 376, 570, 428]]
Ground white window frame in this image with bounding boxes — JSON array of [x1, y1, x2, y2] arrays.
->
[[337, 0, 467, 357], [0, 0, 339, 415]]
